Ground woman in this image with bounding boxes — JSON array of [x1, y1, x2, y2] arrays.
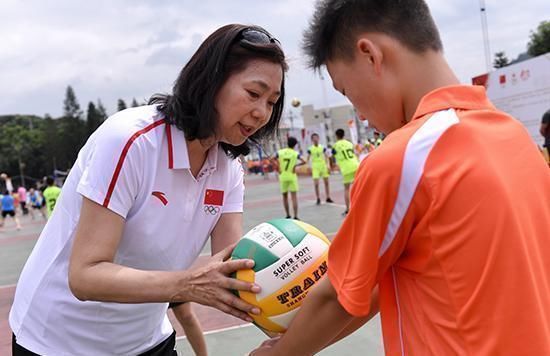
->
[[10, 24, 287, 356]]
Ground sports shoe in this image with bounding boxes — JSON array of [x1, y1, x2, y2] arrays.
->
[[293, 216, 300, 220], [341, 210, 349, 217], [316, 198, 321, 205], [326, 198, 334, 203]]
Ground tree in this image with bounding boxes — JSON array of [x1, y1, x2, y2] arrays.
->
[[59, 86, 86, 170], [131, 98, 140, 107], [63, 86, 83, 119], [493, 51, 509, 68], [527, 21, 550, 57], [96, 99, 108, 122], [86, 102, 102, 136], [117, 99, 127, 112]]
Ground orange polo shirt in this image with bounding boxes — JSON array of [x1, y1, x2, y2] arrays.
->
[[328, 85, 550, 355]]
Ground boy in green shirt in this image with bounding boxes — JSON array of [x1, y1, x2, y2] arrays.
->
[[43, 176, 61, 218], [332, 129, 359, 215], [307, 133, 334, 205], [276, 137, 305, 219]]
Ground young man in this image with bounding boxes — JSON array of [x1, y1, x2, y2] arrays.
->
[[307, 133, 334, 205], [275, 137, 305, 219], [332, 128, 359, 215], [251, 1, 550, 355], [42, 176, 61, 219]]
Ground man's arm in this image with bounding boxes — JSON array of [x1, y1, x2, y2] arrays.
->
[[325, 286, 379, 346], [251, 277, 378, 355]]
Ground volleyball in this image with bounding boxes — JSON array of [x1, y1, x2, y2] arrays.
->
[[291, 98, 301, 107], [231, 219, 330, 333]]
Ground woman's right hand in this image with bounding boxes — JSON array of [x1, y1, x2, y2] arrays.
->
[[177, 243, 261, 322]]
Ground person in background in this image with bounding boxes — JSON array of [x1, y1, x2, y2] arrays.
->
[[1, 188, 22, 230], [332, 128, 359, 216], [42, 176, 61, 219], [275, 136, 306, 219], [307, 133, 334, 205], [28, 188, 47, 220], [17, 186, 28, 215]]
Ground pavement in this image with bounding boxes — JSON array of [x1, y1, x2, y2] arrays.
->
[[0, 173, 384, 355]]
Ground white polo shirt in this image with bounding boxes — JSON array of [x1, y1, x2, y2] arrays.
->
[[9, 105, 244, 356]]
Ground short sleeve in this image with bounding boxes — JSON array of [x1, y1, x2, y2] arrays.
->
[[332, 148, 336, 155], [222, 159, 244, 214], [327, 153, 427, 316], [307, 148, 311, 154], [76, 123, 144, 219]]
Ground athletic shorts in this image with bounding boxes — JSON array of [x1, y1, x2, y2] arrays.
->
[[342, 170, 357, 185], [12, 332, 177, 356], [280, 177, 298, 193], [2, 210, 15, 218], [312, 165, 329, 179]]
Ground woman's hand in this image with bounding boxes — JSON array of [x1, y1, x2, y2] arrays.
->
[[177, 243, 261, 322]]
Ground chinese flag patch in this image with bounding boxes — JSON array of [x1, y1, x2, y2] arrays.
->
[[204, 189, 224, 206]]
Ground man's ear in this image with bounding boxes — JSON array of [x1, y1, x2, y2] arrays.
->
[[356, 37, 383, 75]]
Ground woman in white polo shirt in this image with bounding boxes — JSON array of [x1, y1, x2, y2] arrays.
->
[[10, 24, 287, 356]]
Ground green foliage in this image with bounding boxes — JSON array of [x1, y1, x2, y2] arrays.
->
[[131, 98, 139, 107], [63, 86, 83, 119], [527, 21, 550, 57], [117, 99, 127, 112], [493, 51, 509, 68], [86, 102, 103, 136], [0, 85, 145, 187]]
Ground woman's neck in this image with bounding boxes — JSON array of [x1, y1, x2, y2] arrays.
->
[[186, 139, 215, 178]]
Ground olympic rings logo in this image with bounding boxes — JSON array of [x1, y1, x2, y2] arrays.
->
[[204, 205, 220, 215]]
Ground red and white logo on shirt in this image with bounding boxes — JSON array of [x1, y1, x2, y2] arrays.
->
[[204, 189, 224, 215]]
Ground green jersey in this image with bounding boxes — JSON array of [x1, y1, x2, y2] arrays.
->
[[43, 185, 61, 217], [332, 139, 359, 175], [277, 148, 300, 180], [308, 144, 328, 168]]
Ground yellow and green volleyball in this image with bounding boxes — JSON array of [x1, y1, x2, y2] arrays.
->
[[231, 219, 330, 333]]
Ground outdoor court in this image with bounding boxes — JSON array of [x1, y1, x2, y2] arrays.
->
[[0, 173, 383, 355]]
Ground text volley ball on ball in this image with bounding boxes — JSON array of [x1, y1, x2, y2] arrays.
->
[[231, 218, 330, 333]]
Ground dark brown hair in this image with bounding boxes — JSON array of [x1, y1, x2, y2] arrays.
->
[[150, 24, 288, 158]]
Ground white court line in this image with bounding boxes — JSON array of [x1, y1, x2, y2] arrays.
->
[[0, 283, 17, 290], [176, 323, 254, 340]]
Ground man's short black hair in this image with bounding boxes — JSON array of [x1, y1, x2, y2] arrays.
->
[[335, 129, 345, 139], [311, 133, 319, 139], [46, 176, 55, 186], [288, 136, 298, 148], [303, 0, 443, 69]]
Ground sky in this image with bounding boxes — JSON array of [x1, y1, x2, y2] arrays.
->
[[1, 0, 548, 120]]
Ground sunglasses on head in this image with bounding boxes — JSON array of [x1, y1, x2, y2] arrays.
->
[[239, 27, 281, 47]]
